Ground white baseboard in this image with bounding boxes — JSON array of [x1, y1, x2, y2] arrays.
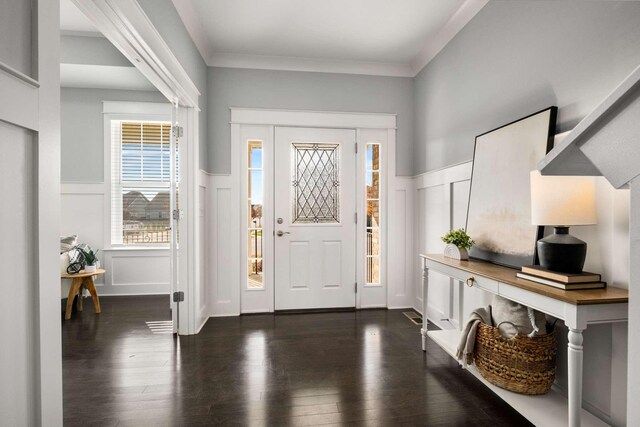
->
[[196, 316, 209, 334]]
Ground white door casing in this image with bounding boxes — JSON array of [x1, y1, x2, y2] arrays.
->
[[75, 0, 203, 334], [274, 127, 357, 310], [229, 109, 399, 316]]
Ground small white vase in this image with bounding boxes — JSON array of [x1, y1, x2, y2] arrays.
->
[[85, 264, 97, 273], [444, 244, 469, 260]]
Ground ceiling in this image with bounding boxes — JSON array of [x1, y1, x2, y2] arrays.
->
[[60, 0, 100, 35], [173, 0, 488, 77], [59, 0, 487, 79]]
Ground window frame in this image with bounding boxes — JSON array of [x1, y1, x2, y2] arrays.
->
[[103, 102, 173, 250], [364, 142, 382, 287], [247, 140, 264, 289]]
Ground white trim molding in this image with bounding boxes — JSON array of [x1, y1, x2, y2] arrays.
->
[[230, 108, 396, 129], [411, 0, 489, 75], [102, 100, 172, 116]]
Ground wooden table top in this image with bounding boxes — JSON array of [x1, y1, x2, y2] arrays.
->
[[61, 268, 106, 279], [420, 254, 628, 306]]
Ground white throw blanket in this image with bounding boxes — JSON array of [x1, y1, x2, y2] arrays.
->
[[456, 305, 492, 367]]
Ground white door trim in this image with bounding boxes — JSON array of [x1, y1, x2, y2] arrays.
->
[[231, 108, 396, 129], [231, 108, 396, 313], [74, 0, 202, 335]]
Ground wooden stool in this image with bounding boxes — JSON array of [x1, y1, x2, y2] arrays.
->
[[61, 269, 105, 320]]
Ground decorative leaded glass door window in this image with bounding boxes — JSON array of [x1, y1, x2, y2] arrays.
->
[[291, 142, 340, 223]]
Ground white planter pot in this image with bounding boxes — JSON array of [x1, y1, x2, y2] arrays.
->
[[444, 244, 469, 260], [84, 264, 97, 273]]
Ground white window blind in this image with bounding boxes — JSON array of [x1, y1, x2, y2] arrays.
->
[[110, 120, 176, 245]]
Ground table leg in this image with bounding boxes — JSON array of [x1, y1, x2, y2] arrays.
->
[[65, 278, 82, 320], [458, 280, 464, 331], [421, 263, 429, 352], [568, 328, 584, 427], [77, 285, 84, 312], [83, 276, 101, 314]]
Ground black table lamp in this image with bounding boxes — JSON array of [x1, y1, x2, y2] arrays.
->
[[530, 171, 597, 274]]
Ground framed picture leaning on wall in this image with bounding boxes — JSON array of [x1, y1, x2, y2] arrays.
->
[[466, 107, 557, 269]]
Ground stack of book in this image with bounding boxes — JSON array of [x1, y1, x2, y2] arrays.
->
[[516, 265, 606, 290]]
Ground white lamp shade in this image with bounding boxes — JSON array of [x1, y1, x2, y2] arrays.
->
[[530, 170, 597, 226]]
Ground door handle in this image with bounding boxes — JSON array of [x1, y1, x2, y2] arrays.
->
[[276, 230, 291, 237]]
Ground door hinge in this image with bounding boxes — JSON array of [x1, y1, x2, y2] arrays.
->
[[172, 209, 183, 220], [172, 125, 184, 139], [355, 143, 358, 154], [355, 282, 358, 293], [354, 212, 358, 224], [173, 291, 184, 302]]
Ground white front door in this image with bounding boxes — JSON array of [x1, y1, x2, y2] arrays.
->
[[274, 127, 357, 310]]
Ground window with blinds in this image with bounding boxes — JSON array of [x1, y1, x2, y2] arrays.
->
[[110, 120, 177, 245]]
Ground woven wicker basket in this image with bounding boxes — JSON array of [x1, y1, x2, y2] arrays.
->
[[474, 322, 557, 395]]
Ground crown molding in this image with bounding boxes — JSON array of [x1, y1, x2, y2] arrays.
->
[[173, 0, 487, 78], [411, 0, 489, 76], [209, 52, 414, 78], [171, 0, 212, 63]]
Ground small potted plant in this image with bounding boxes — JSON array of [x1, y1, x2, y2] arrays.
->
[[81, 248, 100, 273], [441, 229, 474, 260]]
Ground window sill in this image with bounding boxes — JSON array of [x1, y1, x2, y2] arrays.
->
[[102, 246, 170, 252]]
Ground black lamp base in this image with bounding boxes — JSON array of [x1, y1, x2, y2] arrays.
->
[[537, 226, 587, 274]]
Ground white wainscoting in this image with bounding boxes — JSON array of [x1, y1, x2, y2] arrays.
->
[[207, 172, 241, 316], [197, 170, 210, 330], [412, 161, 492, 328], [60, 183, 171, 297], [412, 161, 630, 426], [386, 175, 415, 309], [205, 170, 415, 315]]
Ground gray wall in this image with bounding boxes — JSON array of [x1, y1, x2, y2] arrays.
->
[[137, 0, 209, 172], [414, 1, 640, 174], [208, 67, 414, 176], [60, 35, 131, 66], [61, 88, 167, 183]]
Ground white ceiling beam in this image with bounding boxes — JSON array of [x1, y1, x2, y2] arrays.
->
[[73, 0, 200, 108]]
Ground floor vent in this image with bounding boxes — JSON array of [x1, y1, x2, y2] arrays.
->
[[403, 311, 423, 326], [145, 320, 173, 334]]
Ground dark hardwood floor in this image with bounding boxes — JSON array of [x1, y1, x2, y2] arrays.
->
[[62, 296, 532, 426]]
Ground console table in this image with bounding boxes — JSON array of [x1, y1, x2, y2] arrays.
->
[[420, 254, 628, 427]]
